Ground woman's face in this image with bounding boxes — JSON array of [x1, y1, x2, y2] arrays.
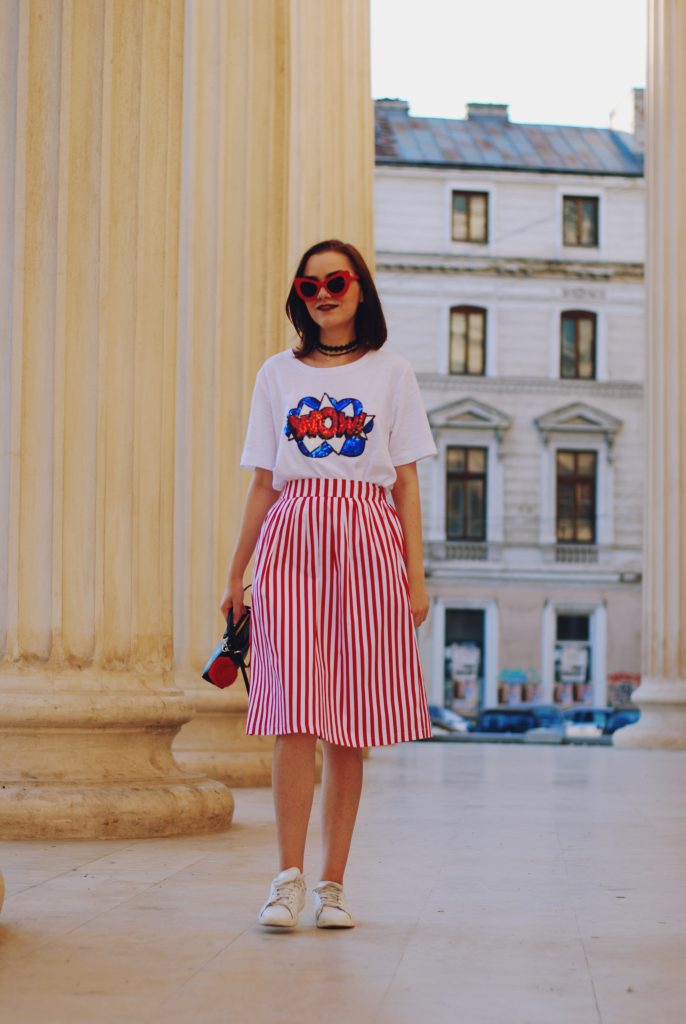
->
[[300, 250, 362, 338]]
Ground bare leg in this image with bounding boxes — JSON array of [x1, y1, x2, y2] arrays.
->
[[272, 733, 318, 872], [319, 741, 364, 884]]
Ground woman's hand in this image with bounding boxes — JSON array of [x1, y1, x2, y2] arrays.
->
[[408, 577, 429, 629], [220, 577, 246, 624]]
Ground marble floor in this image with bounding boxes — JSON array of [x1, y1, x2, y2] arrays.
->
[[0, 740, 685, 1024]]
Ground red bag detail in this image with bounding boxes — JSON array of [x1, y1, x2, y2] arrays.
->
[[206, 656, 238, 689]]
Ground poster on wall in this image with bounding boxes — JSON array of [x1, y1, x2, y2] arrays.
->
[[445, 642, 481, 711], [558, 643, 589, 683]]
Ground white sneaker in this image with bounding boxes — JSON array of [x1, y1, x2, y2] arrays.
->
[[258, 866, 306, 928], [312, 880, 355, 928]]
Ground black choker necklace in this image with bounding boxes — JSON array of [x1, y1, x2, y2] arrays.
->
[[316, 339, 359, 356]]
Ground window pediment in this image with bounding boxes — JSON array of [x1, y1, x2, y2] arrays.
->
[[430, 398, 512, 439], [535, 402, 622, 457], [535, 402, 621, 436]]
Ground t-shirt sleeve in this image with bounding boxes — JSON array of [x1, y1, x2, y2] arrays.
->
[[388, 363, 438, 466], [239, 366, 278, 472]]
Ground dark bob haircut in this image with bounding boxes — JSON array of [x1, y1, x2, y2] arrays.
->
[[286, 239, 387, 358]]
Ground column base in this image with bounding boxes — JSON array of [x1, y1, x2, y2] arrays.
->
[[173, 681, 275, 787], [613, 679, 686, 750], [173, 680, 324, 786], [0, 779, 233, 840], [0, 669, 235, 838]]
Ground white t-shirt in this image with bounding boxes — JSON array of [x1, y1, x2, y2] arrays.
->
[[240, 347, 437, 491]]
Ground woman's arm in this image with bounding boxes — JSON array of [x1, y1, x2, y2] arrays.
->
[[220, 468, 281, 621], [390, 462, 429, 628]]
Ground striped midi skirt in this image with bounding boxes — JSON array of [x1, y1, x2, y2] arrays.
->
[[246, 477, 433, 747]]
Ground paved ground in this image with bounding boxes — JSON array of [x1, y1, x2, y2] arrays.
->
[[1, 740, 685, 1024]]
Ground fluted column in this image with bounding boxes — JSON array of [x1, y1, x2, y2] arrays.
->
[[287, 0, 375, 262], [172, 0, 373, 780], [0, 0, 233, 835], [616, 0, 686, 748]]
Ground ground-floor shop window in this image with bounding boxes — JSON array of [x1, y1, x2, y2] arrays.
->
[[554, 612, 592, 704], [444, 608, 484, 713]]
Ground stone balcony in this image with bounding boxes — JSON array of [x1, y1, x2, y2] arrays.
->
[[1, 740, 683, 1023]]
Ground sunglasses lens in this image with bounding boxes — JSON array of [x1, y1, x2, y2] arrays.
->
[[298, 280, 318, 299], [326, 274, 347, 294]]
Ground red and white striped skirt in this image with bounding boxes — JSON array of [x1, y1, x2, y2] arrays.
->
[[246, 477, 432, 747]]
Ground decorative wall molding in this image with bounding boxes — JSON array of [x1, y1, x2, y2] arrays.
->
[[377, 254, 644, 281], [417, 374, 642, 398]]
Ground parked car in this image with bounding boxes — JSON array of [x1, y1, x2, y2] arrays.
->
[[472, 705, 565, 737], [428, 704, 470, 734], [604, 708, 640, 734], [563, 707, 613, 738]]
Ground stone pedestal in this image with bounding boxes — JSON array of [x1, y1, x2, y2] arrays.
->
[[616, 0, 686, 748], [173, 682, 274, 788], [173, 680, 325, 786], [0, 0, 232, 835], [0, 670, 232, 839]]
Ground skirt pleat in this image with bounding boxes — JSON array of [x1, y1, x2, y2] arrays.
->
[[246, 477, 432, 747]]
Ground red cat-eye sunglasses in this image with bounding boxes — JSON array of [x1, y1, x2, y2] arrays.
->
[[293, 270, 360, 302]]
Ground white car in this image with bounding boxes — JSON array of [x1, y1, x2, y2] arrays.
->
[[428, 705, 471, 733], [562, 707, 612, 739]]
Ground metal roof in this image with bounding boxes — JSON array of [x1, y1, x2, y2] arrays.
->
[[375, 102, 644, 177]]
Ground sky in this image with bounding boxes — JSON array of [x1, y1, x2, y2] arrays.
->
[[371, 0, 647, 129]]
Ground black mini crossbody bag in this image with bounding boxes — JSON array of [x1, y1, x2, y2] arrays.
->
[[202, 586, 251, 694]]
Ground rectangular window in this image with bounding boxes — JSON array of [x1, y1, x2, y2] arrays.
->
[[452, 191, 489, 242], [450, 307, 486, 375], [563, 196, 599, 247], [561, 311, 596, 379], [446, 446, 487, 540], [556, 450, 596, 543]]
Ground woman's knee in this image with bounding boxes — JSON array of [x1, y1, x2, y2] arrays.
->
[[321, 739, 364, 759], [274, 732, 318, 752]]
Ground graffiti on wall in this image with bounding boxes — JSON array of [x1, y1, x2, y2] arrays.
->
[[607, 673, 641, 709]]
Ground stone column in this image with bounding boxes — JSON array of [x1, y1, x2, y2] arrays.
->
[[172, 0, 374, 780], [616, 0, 686, 748], [0, 0, 233, 836]]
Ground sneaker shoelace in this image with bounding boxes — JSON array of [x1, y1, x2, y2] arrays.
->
[[267, 878, 303, 913], [315, 883, 347, 911]]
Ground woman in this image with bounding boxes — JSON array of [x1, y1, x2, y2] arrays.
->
[[220, 239, 437, 930]]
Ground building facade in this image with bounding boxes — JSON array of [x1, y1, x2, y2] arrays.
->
[[374, 95, 645, 717]]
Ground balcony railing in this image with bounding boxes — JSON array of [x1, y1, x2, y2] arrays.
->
[[425, 541, 638, 570], [547, 544, 599, 564], [424, 540, 502, 562]]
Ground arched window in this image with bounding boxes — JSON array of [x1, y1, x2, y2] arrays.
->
[[449, 306, 486, 376], [560, 310, 596, 379]]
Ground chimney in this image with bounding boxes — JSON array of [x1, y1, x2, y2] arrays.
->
[[609, 87, 645, 154], [466, 102, 510, 122], [374, 98, 410, 117]]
